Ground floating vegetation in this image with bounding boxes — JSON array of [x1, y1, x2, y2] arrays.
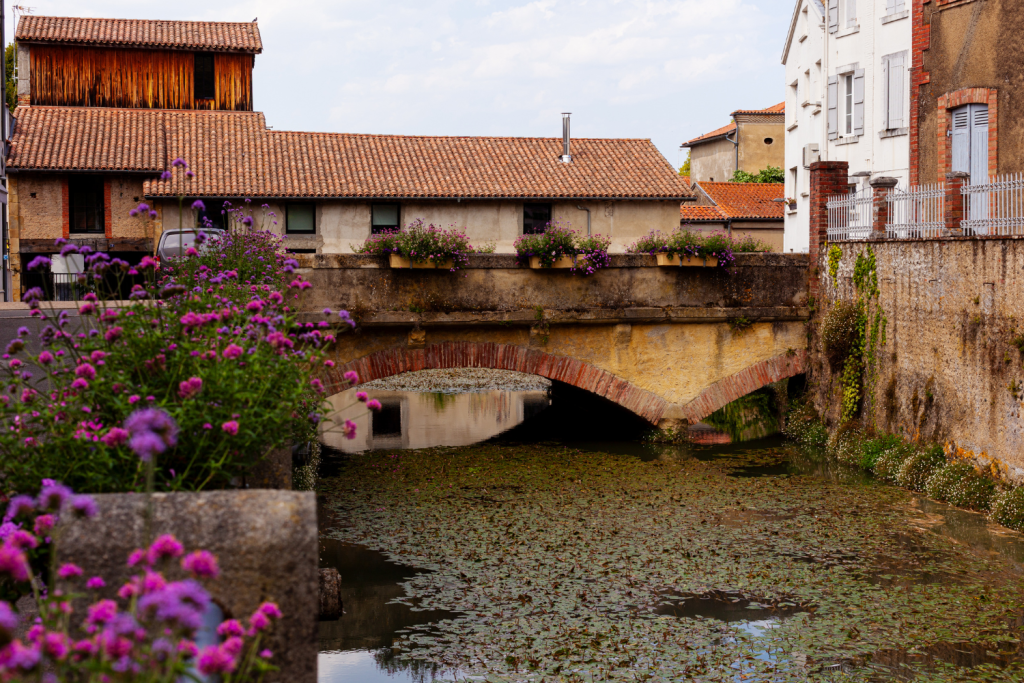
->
[[322, 443, 1024, 682]]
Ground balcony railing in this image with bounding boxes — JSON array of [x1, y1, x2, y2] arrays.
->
[[886, 183, 945, 239]]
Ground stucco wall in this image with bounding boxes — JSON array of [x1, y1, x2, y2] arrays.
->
[[917, 0, 1024, 183], [13, 175, 63, 240], [109, 176, 151, 238], [737, 122, 785, 174], [690, 139, 736, 183], [809, 237, 1024, 478]]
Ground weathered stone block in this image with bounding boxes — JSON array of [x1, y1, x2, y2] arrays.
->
[[56, 490, 317, 682]]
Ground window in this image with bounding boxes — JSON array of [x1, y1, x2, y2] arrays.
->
[[789, 167, 798, 200], [827, 0, 857, 32], [68, 175, 104, 234], [372, 400, 402, 437], [882, 52, 906, 130], [951, 104, 989, 185], [827, 69, 864, 140], [845, 0, 857, 28], [195, 199, 226, 231], [885, 0, 906, 14], [523, 203, 552, 234], [286, 203, 316, 234], [371, 203, 400, 234], [194, 53, 215, 101]]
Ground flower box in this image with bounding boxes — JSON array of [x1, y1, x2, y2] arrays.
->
[[529, 255, 578, 269], [656, 253, 719, 268], [389, 253, 454, 270]]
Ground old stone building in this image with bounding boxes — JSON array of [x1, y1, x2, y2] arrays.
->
[[681, 104, 786, 183], [6, 16, 692, 297], [910, 0, 1023, 185]]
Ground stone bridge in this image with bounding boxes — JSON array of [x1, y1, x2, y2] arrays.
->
[[298, 253, 810, 428]]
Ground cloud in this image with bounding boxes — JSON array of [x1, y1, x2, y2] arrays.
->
[[19, 0, 791, 159]]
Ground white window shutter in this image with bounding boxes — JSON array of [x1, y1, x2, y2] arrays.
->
[[846, 0, 857, 27], [888, 53, 904, 129], [886, 0, 896, 12], [882, 56, 891, 130], [895, 0, 905, 10], [827, 76, 839, 140], [970, 104, 990, 185], [828, 0, 839, 33], [950, 106, 971, 175], [853, 69, 865, 136]]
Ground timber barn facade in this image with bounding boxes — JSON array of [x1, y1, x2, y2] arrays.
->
[[6, 15, 692, 297]]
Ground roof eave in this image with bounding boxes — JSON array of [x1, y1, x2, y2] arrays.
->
[[140, 193, 697, 201], [17, 39, 261, 54]]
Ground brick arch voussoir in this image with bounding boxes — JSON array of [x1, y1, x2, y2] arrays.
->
[[679, 350, 807, 424], [320, 341, 669, 424]]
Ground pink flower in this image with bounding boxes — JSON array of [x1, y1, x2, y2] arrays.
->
[[178, 639, 199, 657], [147, 534, 184, 563], [127, 549, 148, 567], [344, 370, 359, 384], [216, 619, 245, 638], [221, 421, 239, 436], [101, 427, 128, 447], [259, 649, 273, 658], [104, 326, 123, 342], [366, 399, 382, 411], [222, 344, 243, 360], [245, 300, 263, 313], [178, 377, 203, 399], [310, 378, 325, 393], [75, 363, 96, 380], [197, 645, 236, 674], [138, 256, 159, 270], [221, 636, 244, 657], [42, 632, 69, 660], [248, 610, 270, 633], [78, 302, 96, 315], [33, 515, 55, 535], [258, 602, 282, 619], [37, 351, 53, 365], [343, 419, 357, 440], [85, 599, 117, 626], [356, 392, 368, 402], [86, 576, 106, 589], [57, 563, 83, 579], [181, 550, 220, 578], [128, 395, 141, 405], [70, 378, 89, 390], [0, 542, 30, 582]]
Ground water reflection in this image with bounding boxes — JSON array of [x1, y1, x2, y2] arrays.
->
[[321, 389, 550, 452]]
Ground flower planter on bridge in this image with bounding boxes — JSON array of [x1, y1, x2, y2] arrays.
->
[[529, 255, 580, 269], [656, 253, 719, 268], [389, 253, 454, 270]]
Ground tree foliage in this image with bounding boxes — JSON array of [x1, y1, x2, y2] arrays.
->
[[731, 166, 784, 183]]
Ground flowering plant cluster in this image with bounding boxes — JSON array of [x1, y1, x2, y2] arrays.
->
[[355, 219, 476, 270], [513, 223, 612, 275], [0, 482, 280, 681], [1, 160, 364, 493], [626, 228, 772, 266]]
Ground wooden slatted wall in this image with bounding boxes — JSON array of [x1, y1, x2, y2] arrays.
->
[[30, 46, 254, 111]]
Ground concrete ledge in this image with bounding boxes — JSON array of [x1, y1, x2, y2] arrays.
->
[[295, 252, 809, 269], [56, 490, 318, 683]]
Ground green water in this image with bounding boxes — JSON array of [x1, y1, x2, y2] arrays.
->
[[319, 440, 1024, 682]]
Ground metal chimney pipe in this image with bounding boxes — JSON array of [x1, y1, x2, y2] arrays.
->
[[560, 113, 572, 163]]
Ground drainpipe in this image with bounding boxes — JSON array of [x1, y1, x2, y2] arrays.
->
[[576, 205, 591, 236], [726, 126, 739, 178]]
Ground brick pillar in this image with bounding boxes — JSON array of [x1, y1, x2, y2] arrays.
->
[[869, 177, 899, 240], [944, 171, 968, 236], [808, 161, 849, 301]]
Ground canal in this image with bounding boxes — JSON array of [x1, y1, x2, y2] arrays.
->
[[315, 370, 1024, 682]]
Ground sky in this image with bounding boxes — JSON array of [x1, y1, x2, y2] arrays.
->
[[13, 0, 794, 168]]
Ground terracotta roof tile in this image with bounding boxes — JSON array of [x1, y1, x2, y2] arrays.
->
[[696, 182, 785, 219], [680, 206, 726, 222], [16, 16, 262, 53], [684, 103, 785, 146], [8, 107, 693, 200]]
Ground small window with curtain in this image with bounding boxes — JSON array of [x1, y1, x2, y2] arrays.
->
[[371, 204, 400, 234], [523, 203, 552, 234], [194, 53, 216, 101], [68, 175, 105, 234], [286, 203, 316, 234]]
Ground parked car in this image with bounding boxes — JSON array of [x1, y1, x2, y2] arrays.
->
[[156, 228, 226, 261]]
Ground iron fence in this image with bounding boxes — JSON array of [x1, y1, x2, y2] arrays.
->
[[886, 183, 945, 239], [826, 189, 872, 241], [962, 173, 1024, 236]]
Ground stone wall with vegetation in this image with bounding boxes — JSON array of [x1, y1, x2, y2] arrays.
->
[[808, 237, 1024, 479]]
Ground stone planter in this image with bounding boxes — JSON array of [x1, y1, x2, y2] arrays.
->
[[529, 255, 579, 269], [388, 253, 454, 269], [56, 490, 318, 683], [656, 253, 719, 268]]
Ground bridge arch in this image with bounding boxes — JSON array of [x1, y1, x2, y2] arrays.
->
[[321, 341, 806, 426]]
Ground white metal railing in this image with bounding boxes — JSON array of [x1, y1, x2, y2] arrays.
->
[[886, 183, 945, 239], [826, 189, 872, 241], [962, 173, 1024, 236]]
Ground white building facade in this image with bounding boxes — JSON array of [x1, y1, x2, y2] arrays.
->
[[781, 0, 912, 252]]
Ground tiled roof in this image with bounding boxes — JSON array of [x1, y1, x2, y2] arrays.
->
[[8, 107, 693, 200], [684, 103, 785, 146], [680, 206, 726, 222], [696, 182, 786, 219], [16, 16, 263, 53]]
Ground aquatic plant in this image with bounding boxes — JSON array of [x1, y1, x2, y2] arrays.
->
[[991, 486, 1024, 529], [925, 461, 996, 511], [0, 483, 279, 681], [895, 445, 946, 492]]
